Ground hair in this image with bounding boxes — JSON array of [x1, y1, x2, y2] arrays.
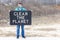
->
[[18, 3, 23, 5]]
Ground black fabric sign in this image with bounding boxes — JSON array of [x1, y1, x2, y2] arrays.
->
[[10, 11, 31, 25]]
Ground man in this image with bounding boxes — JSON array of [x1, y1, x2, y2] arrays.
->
[[15, 3, 27, 38]]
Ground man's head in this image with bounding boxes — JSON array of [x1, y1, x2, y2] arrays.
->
[[18, 3, 23, 7]]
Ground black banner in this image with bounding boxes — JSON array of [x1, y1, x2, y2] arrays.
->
[[10, 11, 32, 25]]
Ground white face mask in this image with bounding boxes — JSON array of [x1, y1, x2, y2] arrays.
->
[[18, 4, 22, 7]]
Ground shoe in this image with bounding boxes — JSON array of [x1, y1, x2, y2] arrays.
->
[[22, 36, 26, 38], [17, 35, 19, 39]]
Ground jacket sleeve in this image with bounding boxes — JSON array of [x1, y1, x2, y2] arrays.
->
[[23, 8, 27, 11], [15, 8, 18, 11]]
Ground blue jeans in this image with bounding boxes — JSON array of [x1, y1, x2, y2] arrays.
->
[[16, 24, 24, 38]]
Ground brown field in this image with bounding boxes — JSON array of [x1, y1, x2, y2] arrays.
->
[[0, 3, 60, 37]]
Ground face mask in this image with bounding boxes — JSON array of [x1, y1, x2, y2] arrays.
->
[[18, 4, 22, 7]]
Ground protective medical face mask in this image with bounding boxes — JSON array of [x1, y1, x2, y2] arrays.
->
[[18, 4, 22, 7]]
